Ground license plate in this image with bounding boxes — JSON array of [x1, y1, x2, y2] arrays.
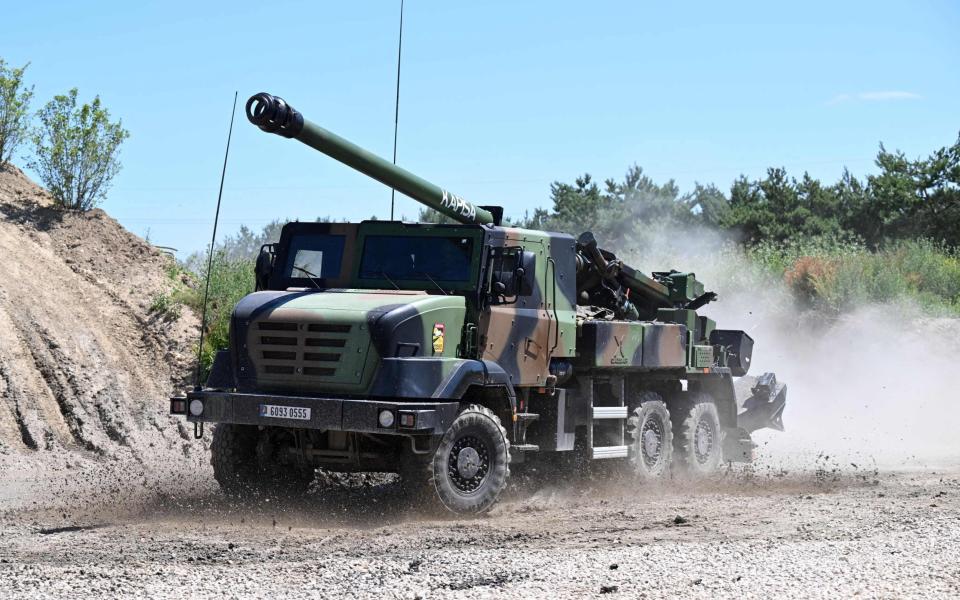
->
[[258, 404, 312, 421]]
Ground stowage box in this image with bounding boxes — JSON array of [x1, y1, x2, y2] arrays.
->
[[709, 329, 753, 376]]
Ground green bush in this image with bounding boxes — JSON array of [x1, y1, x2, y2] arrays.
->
[[149, 292, 183, 321], [749, 237, 960, 315], [181, 251, 255, 373], [29, 88, 129, 210], [0, 59, 34, 166]]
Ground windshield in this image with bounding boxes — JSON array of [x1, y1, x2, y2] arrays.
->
[[358, 235, 475, 283], [283, 234, 346, 279]]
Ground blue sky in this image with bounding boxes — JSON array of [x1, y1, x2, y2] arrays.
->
[[3, 1, 958, 256]]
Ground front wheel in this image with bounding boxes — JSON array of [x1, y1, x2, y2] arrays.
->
[[211, 424, 314, 497], [431, 404, 510, 514]]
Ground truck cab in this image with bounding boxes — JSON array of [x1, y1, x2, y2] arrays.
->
[[227, 219, 576, 397]]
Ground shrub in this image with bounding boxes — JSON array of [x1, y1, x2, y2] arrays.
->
[[0, 59, 33, 166], [29, 88, 129, 210], [181, 251, 255, 373], [149, 292, 183, 321], [749, 237, 960, 315], [784, 255, 838, 306]]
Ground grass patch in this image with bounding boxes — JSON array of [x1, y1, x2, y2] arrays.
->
[[148, 292, 183, 321], [749, 238, 960, 315]]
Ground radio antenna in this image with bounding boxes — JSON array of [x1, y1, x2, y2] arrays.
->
[[195, 91, 238, 389], [389, 0, 404, 220]]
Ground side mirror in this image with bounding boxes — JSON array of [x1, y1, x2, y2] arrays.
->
[[254, 244, 275, 291], [489, 247, 536, 302]]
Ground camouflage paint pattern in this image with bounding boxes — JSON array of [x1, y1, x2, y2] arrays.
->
[[577, 321, 687, 369], [640, 323, 687, 367], [577, 321, 644, 367], [477, 227, 577, 386]]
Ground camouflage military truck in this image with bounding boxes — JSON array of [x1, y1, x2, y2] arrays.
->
[[171, 93, 787, 514]]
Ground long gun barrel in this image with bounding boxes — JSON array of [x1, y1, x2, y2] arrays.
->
[[245, 92, 495, 226]]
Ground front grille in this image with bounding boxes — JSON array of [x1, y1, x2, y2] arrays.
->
[[305, 338, 346, 347], [307, 323, 351, 333], [304, 352, 339, 362], [252, 321, 354, 380], [259, 322, 298, 331], [260, 336, 297, 346]]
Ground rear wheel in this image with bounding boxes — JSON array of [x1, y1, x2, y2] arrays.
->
[[626, 392, 673, 480], [671, 393, 723, 476], [430, 404, 510, 514], [211, 424, 314, 497]]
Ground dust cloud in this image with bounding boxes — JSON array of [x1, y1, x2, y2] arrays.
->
[[622, 225, 959, 469]]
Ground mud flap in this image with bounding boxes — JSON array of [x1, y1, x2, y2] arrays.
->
[[735, 372, 787, 433]]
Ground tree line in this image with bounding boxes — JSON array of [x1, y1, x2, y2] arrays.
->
[[221, 134, 960, 261], [527, 136, 960, 251]]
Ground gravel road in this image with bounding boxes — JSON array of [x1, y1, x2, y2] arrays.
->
[[1, 461, 957, 599]]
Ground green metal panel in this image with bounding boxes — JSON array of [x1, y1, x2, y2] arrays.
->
[[700, 317, 716, 342], [658, 272, 705, 303], [510, 228, 578, 358], [577, 320, 645, 367], [247, 291, 466, 394], [656, 308, 698, 331], [692, 345, 714, 368]]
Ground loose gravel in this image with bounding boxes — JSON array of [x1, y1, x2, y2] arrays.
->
[[1, 465, 957, 599]]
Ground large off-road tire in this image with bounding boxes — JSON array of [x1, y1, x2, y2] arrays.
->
[[419, 404, 510, 514], [671, 393, 723, 476], [211, 424, 313, 497], [626, 392, 673, 480]]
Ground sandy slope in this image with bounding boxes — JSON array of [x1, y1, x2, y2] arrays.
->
[[0, 164, 200, 467]]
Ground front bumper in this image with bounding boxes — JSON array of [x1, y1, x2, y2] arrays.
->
[[170, 390, 459, 436]]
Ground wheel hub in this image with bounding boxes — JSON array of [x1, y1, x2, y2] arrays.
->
[[447, 435, 490, 493], [456, 447, 481, 479]]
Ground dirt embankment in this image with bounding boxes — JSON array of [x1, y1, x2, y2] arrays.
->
[[0, 164, 202, 480]]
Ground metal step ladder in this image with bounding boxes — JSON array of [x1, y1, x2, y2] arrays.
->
[[590, 378, 629, 459], [510, 412, 540, 461]]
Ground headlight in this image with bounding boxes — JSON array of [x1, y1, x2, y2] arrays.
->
[[378, 409, 395, 428], [189, 399, 204, 416]]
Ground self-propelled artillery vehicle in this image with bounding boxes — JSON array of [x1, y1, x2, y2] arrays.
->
[[171, 92, 787, 514]]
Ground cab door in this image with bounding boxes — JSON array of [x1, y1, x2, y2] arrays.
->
[[478, 231, 553, 386]]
